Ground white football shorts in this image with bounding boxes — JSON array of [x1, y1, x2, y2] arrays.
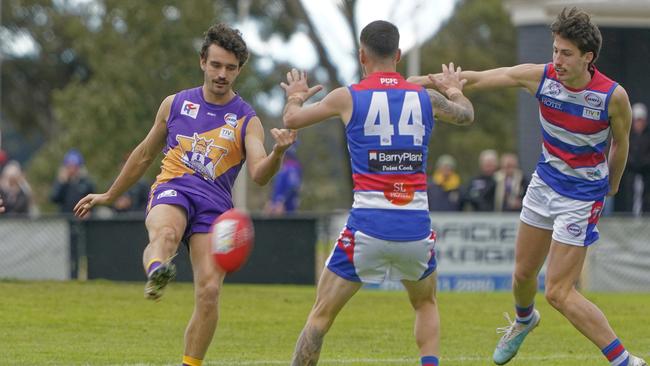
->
[[520, 173, 605, 246], [325, 226, 437, 284]]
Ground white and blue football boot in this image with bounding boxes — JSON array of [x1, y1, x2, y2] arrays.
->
[[493, 310, 541, 365]]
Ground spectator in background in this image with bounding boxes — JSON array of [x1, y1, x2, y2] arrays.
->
[[113, 181, 150, 214], [0, 160, 32, 215], [427, 154, 461, 211], [462, 149, 498, 211], [494, 153, 528, 212], [264, 145, 302, 215], [50, 149, 95, 213], [615, 102, 650, 215]]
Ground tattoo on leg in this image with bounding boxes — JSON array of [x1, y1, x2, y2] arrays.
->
[[291, 325, 325, 366]]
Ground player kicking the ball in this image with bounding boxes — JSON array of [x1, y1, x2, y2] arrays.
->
[[74, 23, 295, 366], [410, 7, 646, 366], [281, 20, 474, 366]]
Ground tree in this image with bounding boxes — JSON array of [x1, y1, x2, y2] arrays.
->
[[20, 0, 356, 212], [25, 0, 232, 208], [1, 0, 91, 140], [11, 0, 519, 212], [411, 0, 517, 180]]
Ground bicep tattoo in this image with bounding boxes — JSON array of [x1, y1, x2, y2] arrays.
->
[[427, 89, 474, 126]]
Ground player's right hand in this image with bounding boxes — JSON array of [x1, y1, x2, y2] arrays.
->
[[73, 193, 113, 218], [280, 68, 323, 102], [428, 62, 467, 99]]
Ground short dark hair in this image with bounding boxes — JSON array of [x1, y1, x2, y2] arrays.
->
[[550, 7, 602, 67], [360, 20, 400, 58], [200, 23, 249, 67]]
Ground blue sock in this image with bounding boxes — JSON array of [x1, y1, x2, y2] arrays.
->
[[421, 355, 439, 366], [602, 339, 629, 366]]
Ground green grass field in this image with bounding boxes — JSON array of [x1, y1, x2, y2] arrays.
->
[[1, 280, 648, 366]]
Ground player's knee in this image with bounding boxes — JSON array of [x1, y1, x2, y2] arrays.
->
[[195, 281, 221, 307], [544, 284, 569, 310], [152, 225, 182, 246], [513, 267, 537, 284], [309, 303, 337, 329]]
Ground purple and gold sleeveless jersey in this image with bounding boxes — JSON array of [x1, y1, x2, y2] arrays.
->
[[346, 72, 434, 241], [535, 64, 617, 200], [149, 86, 256, 213]]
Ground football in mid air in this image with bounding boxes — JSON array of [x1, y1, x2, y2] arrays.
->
[[211, 208, 254, 273]]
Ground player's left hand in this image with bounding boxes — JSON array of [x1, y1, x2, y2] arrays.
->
[[280, 68, 323, 103], [270, 128, 297, 154]]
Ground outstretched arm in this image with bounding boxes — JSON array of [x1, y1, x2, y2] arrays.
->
[[409, 63, 545, 95], [606, 86, 632, 196], [426, 63, 474, 126], [281, 68, 352, 129], [74, 95, 172, 217], [245, 116, 297, 186]]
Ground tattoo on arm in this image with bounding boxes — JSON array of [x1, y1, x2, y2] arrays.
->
[[427, 89, 474, 126], [291, 325, 325, 366]]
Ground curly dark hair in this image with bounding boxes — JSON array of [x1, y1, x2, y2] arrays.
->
[[550, 7, 602, 67], [200, 23, 249, 67]]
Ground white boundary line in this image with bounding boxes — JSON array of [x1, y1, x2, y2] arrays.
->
[[97, 352, 650, 366]]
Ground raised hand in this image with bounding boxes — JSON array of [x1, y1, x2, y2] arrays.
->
[[270, 128, 298, 154], [280, 68, 323, 103], [428, 62, 467, 98]]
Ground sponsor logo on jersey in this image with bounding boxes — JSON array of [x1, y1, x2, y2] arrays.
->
[[181, 101, 200, 119], [384, 182, 415, 205], [582, 107, 601, 120], [584, 92, 603, 108], [175, 132, 228, 181], [546, 81, 562, 97], [566, 223, 582, 237], [379, 77, 399, 86], [542, 97, 562, 110], [368, 149, 423, 172], [586, 169, 603, 179], [224, 113, 238, 128], [157, 189, 178, 199], [219, 128, 235, 141]]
